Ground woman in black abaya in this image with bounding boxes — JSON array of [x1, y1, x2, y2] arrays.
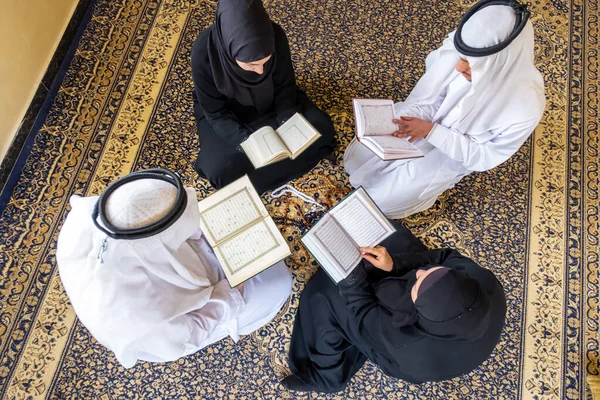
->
[[191, 0, 337, 193], [283, 223, 507, 393]]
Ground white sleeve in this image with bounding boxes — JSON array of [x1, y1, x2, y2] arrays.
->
[[425, 118, 539, 172], [185, 279, 246, 349], [133, 280, 245, 365], [395, 89, 447, 122]]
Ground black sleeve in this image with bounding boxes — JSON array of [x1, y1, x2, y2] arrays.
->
[[390, 248, 459, 276], [336, 263, 393, 349], [191, 31, 252, 148], [271, 24, 298, 124], [337, 248, 488, 355], [337, 249, 467, 351]]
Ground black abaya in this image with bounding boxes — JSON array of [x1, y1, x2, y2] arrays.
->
[[285, 223, 506, 393], [191, 23, 336, 193]]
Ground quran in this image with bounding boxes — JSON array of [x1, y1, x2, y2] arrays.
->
[[353, 98, 424, 161], [241, 112, 322, 168], [301, 187, 396, 283], [197, 175, 291, 287]]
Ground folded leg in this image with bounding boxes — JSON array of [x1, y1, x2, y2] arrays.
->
[[285, 269, 367, 393], [237, 261, 293, 335]]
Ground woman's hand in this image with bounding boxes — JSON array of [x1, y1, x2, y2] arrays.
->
[[360, 246, 394, 272], [392, 116, 434, 143]]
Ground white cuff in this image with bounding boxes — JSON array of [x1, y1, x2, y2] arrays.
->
[[425, 123, 450, 148], [231, 286, 246, 312], [216, 279, 247, 313]]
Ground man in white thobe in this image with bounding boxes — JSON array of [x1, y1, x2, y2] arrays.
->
[[57, 170, 292, 368], [344, 4, 545, 218]]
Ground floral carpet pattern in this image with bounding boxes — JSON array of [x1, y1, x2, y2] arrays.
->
[[0, 0, 597, 399]]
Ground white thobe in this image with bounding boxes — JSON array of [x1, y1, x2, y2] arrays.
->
[[344, 75, 540, 219], [142, 231, 293, 362], [57, 193, 293, 368]]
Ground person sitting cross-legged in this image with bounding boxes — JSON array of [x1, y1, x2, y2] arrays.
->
[[282, 222, 506, 393]]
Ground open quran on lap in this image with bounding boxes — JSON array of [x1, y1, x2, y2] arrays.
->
[[353, 98, 424, 161], [197, 175, 291, 287], [301, 187, 396, 283], [241, 112, 322, 168]]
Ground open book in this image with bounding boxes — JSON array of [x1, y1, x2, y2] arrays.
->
[[301, 187, 396, 283], [241, 112, 321, 169], [353, 98, 424, 161], [197, 175, 291, 287]]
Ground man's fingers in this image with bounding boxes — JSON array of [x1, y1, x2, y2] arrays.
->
[[397, 123, 412, 132]]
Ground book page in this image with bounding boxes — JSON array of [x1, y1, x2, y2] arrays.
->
[[302, 235, 341, 283], [198, 175, 291, 287], [276, 113, 321, 156], [214, 218, 290, 285], [366, 135, 418, 151], [330, 188, 395, 248], [313, 217, 362, 272], [241, 126, 289, 168], [198, 175, 267, 245], [356, 100, 397, 136]]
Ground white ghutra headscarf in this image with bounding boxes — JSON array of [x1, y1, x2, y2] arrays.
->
[[404, 5, 545, 135], [57, 178, 240, 367]]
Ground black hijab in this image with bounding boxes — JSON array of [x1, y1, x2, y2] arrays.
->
[[374, 270, 420, 328], [375, 267, 491, 341], [415, 269, 491, 340], [207, 0, 276, 113]]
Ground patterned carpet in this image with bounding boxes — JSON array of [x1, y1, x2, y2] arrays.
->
[[0, 0, 597, 398]]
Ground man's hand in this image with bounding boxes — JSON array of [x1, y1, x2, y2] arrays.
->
[[360, 246, 394, 272], [392, 117, 434, 143], [237, 282, 245, 295]]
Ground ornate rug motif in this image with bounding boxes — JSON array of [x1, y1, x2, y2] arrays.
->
[[0, 0, 597, 399]]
